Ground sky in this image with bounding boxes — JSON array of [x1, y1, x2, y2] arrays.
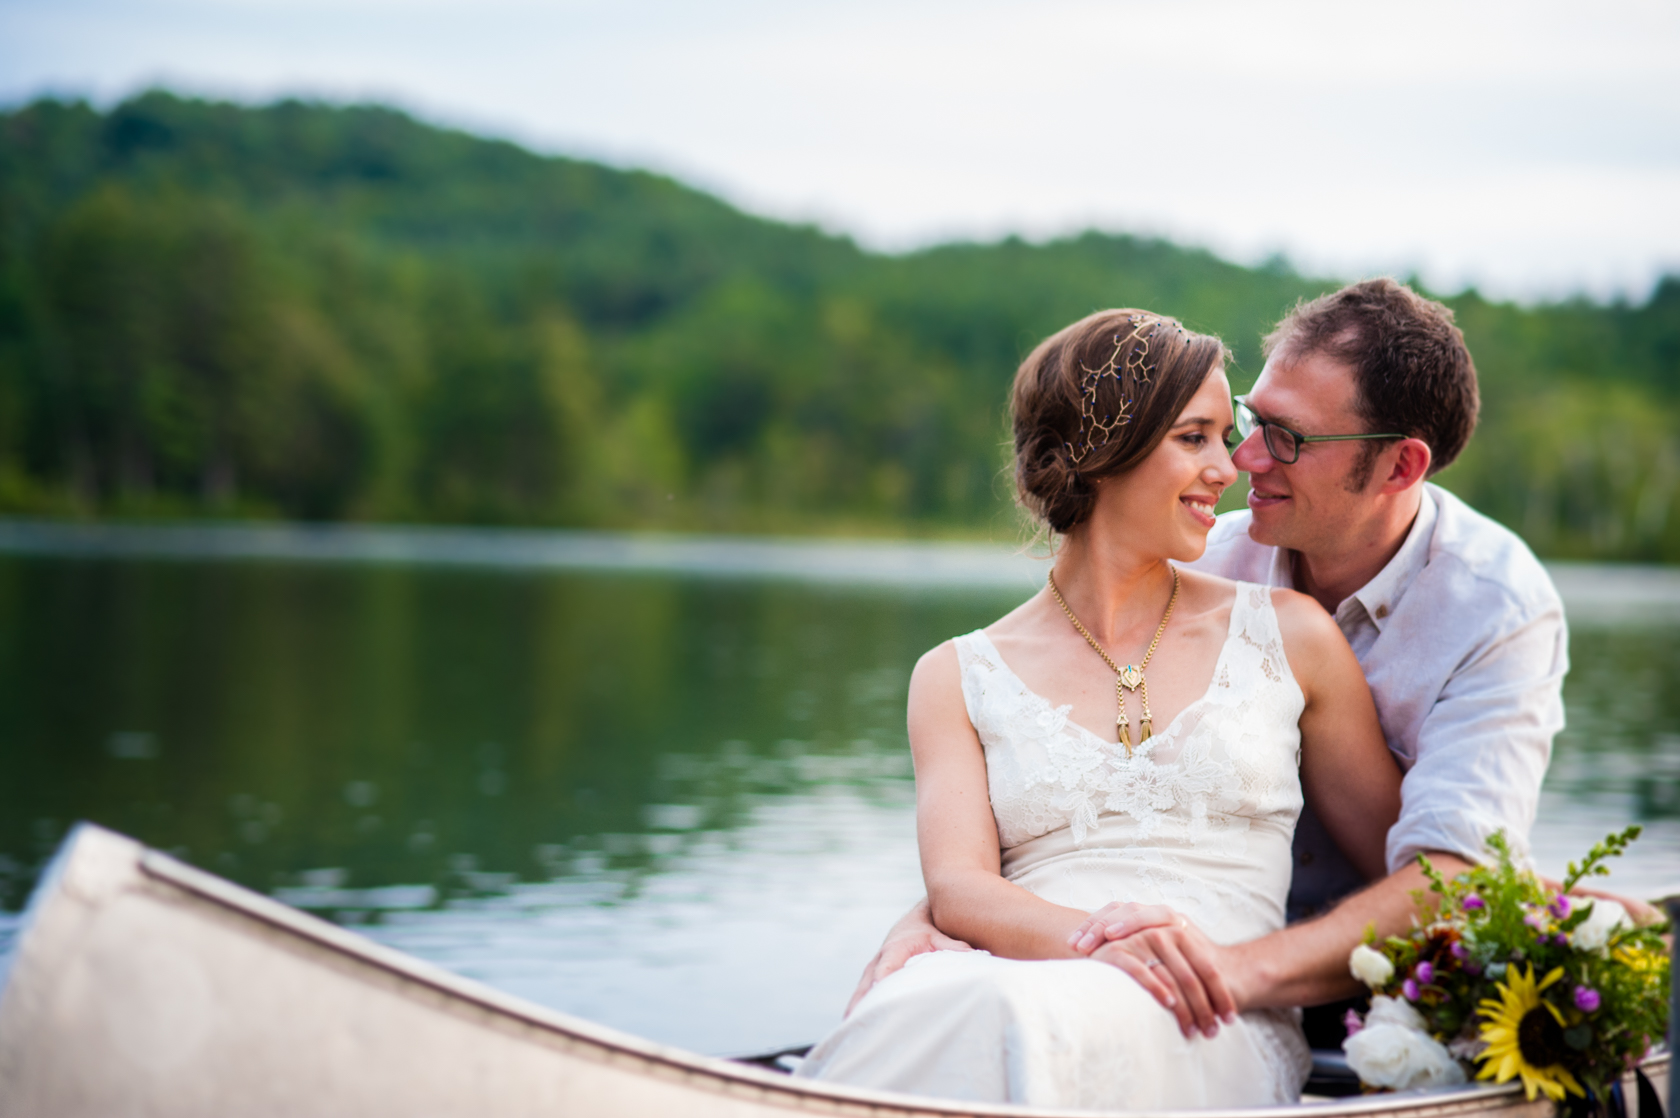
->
[[3, 0, 1678, 302]]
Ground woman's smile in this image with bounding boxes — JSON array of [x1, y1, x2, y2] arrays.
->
[[1180, 496, 1219, 527]]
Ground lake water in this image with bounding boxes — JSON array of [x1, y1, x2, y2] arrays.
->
[[0, 521, 1676, 1057]]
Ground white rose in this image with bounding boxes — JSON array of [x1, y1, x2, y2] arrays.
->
[[1349, 944, 1395, 987], [1344, 996, 1468, 1091], [1567, 898, 1629, 954]]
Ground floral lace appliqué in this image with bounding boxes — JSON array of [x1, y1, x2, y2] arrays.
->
[[954, 582, 1305, 852]]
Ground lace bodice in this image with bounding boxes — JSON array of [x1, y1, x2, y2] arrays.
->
[[954, 581, 1306, 943]]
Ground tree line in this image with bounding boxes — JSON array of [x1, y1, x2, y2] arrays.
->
[[2, 92, 1677, 559]]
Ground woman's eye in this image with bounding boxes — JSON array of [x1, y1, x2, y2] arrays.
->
[[1181, 433, 1207, 448]]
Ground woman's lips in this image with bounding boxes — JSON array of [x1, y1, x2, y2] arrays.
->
[[1181, 497, 1218, 527]]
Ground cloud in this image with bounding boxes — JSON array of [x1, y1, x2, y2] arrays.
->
[[3, 0, 1676, 299]]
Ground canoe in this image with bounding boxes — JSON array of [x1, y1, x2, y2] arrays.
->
[[0, 823, 1668, 1118]]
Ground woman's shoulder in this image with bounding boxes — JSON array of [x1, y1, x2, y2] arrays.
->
[[1265, 585, 1337, 637], [912, 630, 990, 692], [1181, 566, 1330, 633], [1170, 566, 1241, 631], [1262, 586, 1348, 684]]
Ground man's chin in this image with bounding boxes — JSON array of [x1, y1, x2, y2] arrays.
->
[[1243, 503, 1293, 548]]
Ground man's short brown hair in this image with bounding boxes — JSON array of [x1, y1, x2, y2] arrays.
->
[[1264, 278, 1479, 482]]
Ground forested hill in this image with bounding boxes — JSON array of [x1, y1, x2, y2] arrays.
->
[[3, 92, 1678, 560]]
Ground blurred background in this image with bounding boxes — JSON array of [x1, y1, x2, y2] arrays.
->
[[0, 0, 1676, 1059]]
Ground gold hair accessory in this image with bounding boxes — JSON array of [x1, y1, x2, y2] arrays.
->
[[1068, 316, 1164, 465], [1047, 566, 1180, 756]]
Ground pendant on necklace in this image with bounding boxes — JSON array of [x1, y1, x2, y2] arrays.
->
[[1118, 664, 1143, 691], [1115, 678, 1133, 756]]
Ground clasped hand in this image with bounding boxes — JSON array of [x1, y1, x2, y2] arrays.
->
[[1067, 902, 1239, 1039]]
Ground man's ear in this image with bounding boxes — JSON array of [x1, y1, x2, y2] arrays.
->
[[1380, 438, 1432, 494]]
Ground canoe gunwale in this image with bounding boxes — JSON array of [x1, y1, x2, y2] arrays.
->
[[1, 824, 1664, 1118]]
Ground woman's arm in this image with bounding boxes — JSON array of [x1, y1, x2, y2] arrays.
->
[[909, 642, 1223, 1033], [909, 641, 1088, 958], [1273, 588, 1402, 882]]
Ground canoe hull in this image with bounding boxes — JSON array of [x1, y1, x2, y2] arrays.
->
[[0, 825, 1667, 1118]]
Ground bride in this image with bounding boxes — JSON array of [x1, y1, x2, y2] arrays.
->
[[794, 309, 1403, 1110]]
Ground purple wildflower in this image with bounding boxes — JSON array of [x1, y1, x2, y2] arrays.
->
[[1463, 894, 1485, 910], [1402, 978, 1420, 1001], [1464, 961, 1483, 976], [1574, 986, 1601, 1012], [1550, 895, 1573, 919], [1524, 910, 1548, 931], [1450, 942, 1469, 960], [1416, 961, 1435, 984], [1344, 1008, 1364, 1038]]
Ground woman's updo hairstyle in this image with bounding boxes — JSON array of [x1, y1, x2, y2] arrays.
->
[[1012, 308, 1228, 534]]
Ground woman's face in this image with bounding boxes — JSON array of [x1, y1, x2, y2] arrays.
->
[[1088, 365, 1239, 561]]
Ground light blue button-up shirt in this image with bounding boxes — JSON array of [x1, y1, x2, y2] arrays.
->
[[1189, 484, 1568, 921]]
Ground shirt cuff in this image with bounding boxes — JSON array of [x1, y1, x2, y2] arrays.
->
[[1386, 806, 1531, 875]]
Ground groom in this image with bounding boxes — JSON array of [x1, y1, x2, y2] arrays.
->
[[852, 278, 1575, 1040]]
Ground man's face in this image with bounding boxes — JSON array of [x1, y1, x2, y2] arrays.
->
[[1231, 349, 1383, 555]]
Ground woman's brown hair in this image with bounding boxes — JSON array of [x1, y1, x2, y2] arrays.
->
[[1011, 309, 1228, 534]]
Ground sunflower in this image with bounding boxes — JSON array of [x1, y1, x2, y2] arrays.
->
[[1476, 965, 1585, 1101]]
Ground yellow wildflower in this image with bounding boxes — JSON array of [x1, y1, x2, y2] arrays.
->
[[1476, 965, 1585, 1101]]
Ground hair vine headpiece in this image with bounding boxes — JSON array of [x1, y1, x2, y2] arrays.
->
[[1067, 315, 1166, 465]]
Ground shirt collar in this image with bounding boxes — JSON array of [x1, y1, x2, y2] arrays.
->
[[1344, 487, 1439, 631]]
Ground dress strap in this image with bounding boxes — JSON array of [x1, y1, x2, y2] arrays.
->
[[951, 629, 987, 672], [951, 630, 999, 736], [1228, 582, 1299, 694]]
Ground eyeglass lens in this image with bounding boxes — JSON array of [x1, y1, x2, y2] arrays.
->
[[1236, 401, 1300, 464], [1263, 424, 1299, 463]]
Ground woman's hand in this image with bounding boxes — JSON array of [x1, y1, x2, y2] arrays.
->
[[1066, 901, 1181, 954], [1080, 906, 1239, 1038]]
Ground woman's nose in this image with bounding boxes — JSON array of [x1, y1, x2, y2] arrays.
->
[[1207, 452, 1239, 488]]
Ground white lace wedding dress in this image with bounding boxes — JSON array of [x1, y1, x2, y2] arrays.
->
[[796, 582, 1313, 1111]]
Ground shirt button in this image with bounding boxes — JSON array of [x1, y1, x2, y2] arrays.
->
[[1374, 604, 1390, 620]]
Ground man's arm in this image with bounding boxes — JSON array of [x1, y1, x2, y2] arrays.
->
[[1380, 597, 1564, 877], [1225, 852, 1471, 1008]]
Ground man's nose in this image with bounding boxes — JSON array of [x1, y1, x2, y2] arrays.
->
[[1231, 431, 1272, 474]]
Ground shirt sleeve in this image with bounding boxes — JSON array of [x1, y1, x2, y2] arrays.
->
[[1384, 595, 1568, 873]]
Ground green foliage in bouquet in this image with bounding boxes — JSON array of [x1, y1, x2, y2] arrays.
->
[[1347, 827, 1669, 1103]]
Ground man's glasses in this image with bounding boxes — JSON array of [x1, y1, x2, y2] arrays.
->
[[1232, 397, 1404, 465]]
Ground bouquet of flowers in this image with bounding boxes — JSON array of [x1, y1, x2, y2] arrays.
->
[[1342, 827, 1670, 1105]]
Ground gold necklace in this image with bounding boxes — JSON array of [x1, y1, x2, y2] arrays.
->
[[1047, 566, 1180, 756]]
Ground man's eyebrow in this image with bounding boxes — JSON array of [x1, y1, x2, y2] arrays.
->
[[1249, 403, 1304, 429]]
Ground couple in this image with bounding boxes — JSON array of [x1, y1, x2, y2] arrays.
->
[[792, 280, 1573, 1110]]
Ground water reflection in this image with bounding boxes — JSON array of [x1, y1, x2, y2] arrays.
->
[[0, 543, 1675, 1054]]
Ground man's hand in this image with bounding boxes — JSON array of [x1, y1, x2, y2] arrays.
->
[[845, 900, 974, 1017], [1551, 880, 1664, 928], [1075, 904, 1240, 1038]]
